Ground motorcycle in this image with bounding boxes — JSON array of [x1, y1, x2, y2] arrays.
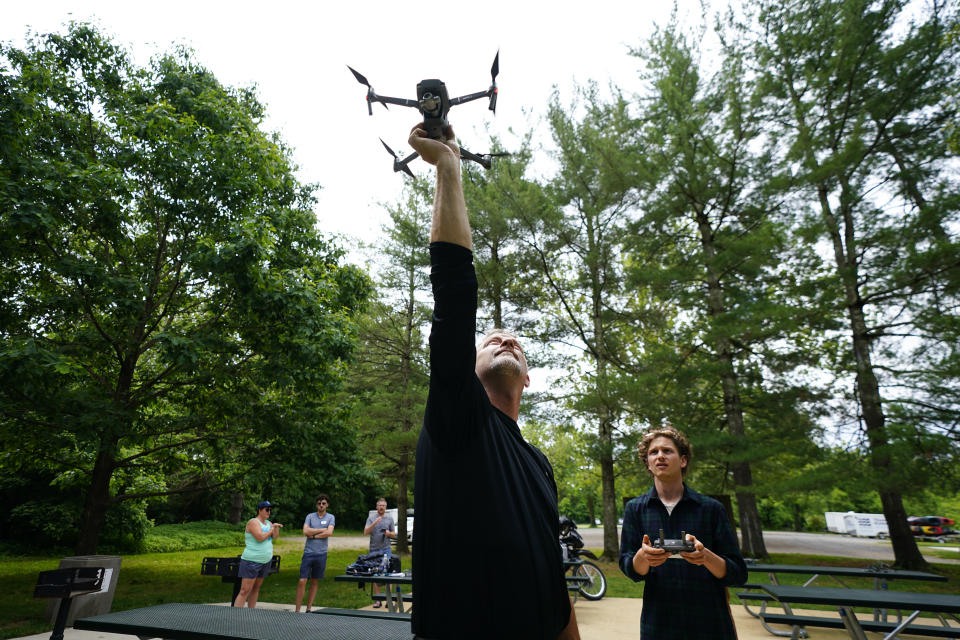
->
[[559, 516, 607, 600]]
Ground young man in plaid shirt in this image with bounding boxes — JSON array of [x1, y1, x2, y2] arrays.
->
[[619, 427, 747, 639]]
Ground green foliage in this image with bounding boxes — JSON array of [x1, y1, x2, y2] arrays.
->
[[523, 419, 605, 524], [342, 179, 434, 548], [463, 130, 551, 334], [753, 0, 960, 567], [139, 520, 245, 553], [0, 23, 370, 553]]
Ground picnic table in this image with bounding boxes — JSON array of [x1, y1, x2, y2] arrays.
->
[[741, 563, 949, 638], [200, 555, 281, 606], [73, 602, 412, 640], [760, 584, 960, 639], [748, 563, 948, 589], [334, 573, 413, 614]]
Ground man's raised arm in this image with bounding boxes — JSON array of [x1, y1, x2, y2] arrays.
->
[[407, 123, 471, 249]]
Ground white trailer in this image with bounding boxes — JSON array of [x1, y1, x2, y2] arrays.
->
[[842, 512, 890, 538], [824, 512, 847, 533]]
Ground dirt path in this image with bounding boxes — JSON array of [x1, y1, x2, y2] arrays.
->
[[274, 535, 369, 553]]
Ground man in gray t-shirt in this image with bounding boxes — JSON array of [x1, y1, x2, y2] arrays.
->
[[295, 493, 335, 612], [363, 497, 396, 606]]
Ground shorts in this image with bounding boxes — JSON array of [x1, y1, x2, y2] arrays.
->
[[299, 552, 328, 579], [238, 559, 270, 579]]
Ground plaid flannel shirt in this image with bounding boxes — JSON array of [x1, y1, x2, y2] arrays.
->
[[619, 484, 747, 639]]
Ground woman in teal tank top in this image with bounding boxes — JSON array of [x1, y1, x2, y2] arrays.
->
[[234, 500, 283, 607]]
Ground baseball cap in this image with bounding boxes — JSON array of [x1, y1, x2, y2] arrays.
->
[[257, 500, 274, 510]]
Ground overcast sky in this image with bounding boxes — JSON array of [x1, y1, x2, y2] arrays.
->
[[3, 1, 710, 259]]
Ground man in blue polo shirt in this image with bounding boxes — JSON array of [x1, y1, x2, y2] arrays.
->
[[295, 493, 335, 612]]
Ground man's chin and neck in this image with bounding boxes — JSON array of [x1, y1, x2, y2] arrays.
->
[[478, 371, 525, 419], [654, 475, 684, 496]]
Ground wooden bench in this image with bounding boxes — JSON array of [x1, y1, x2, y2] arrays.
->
[[762, 612, 960, 638]]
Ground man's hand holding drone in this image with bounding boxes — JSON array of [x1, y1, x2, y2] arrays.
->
[[408, 123, 459, 168]]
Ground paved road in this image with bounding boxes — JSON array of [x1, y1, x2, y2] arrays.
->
[[577, 527, 958, 564]]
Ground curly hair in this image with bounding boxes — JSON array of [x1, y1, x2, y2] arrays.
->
[[638, 427, 692, 476]]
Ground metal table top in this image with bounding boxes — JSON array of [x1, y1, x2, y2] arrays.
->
[[335, 573, 413, 585], [748, 563, 948, 582], [74, 602, 412, 640], [762, 585, 960, 614]]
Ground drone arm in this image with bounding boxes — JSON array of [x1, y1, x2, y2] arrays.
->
[[377, 95, 420, 109], [395, 151, 419, 178], [449, 89, 494, 107], [459, 147, 492, 170]]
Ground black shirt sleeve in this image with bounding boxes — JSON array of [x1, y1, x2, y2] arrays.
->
[[423, 241, 490, 450]]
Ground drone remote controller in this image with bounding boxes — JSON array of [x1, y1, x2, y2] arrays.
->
[[653, 528, 696, 554], [348, 52, 505, 175]]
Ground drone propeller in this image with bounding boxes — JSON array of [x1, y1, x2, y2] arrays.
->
[[347, 65, 388, 115], [488, 50, 500, 113], [380, 138, 416, 178]]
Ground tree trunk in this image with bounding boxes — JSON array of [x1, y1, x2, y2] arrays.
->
[[395, 459, 410, 554], [75, 451, 115, 555], [490, 241, 503, 329], [824, 182, 927, 570], [721, 371, 768, 558], [698, 212, 768, 559], [850, 301, 927, 569], [229, 492, 244, 525], [734, 479, 767, 559], [599, 416, 620, 561]]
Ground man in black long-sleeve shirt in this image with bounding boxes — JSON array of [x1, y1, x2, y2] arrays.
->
[[407, 122, 579, 640]]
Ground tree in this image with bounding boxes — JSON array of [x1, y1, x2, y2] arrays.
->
[[462, 131, 547, 333], [514, 86, 641, 560], [622, 17, 837, 558], [0, 24, 370, 553], [755, 0, 960, 568], [346, 181, 433, 553], [522, 418, 603, 526]]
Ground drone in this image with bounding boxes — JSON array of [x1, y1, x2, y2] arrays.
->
[[348, 52, 507, 177]]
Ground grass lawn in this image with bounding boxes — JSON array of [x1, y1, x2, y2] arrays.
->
[[917, 542, 960, 561], [0, 536, 397, 640]]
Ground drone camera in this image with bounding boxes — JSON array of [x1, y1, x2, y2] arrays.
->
[[416, 79, 450, 140]]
